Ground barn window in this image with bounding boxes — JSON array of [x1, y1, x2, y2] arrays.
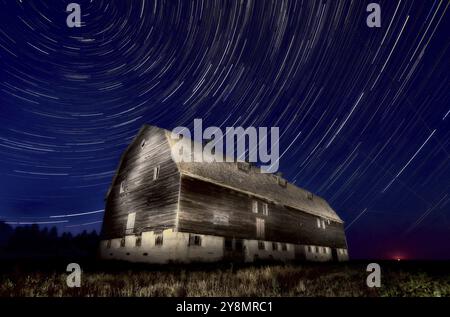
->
[[262, 202, 269, 216], [120, 237, 125, 248], [256, 218, 265, 239], [119, 181, 126, 194], [277, 177, 287, 188], [153, 165, 160, 180], [155, 232, 163, 246], [258, 241, 265, 250], [252, 200, 258, 213], [315, 246, 319, 253], [272, 242, 278, 251], [252, 200, 269, 215], [281, 243, 288, 251], [125, 212, 136, 235], [135, 235, 142, 247], [237, 162, 250, 172], [188, 234, 202, 246], [307, 246, 312, 253]]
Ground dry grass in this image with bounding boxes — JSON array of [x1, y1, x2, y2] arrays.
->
[[0, 262, 448, 297]]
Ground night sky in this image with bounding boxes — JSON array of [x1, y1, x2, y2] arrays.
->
[[0, 0, 449, 260]]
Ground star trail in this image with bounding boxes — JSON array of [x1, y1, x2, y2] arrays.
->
[[0, 0, 449, 259]]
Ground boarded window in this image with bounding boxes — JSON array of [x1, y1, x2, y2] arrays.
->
[[252, 200, 258, 213], [188, 234, 202, 246], [153, 165, 160, 180], [119, 181, 126, 194], [155, 233, 163, 246], [258, 241, 265, 250], [125, 212, 136, 235], [256, 218, 265, 239], [262, 202, 269, 216]]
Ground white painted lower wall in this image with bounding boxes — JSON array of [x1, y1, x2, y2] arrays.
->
[[336, 248, 349, 262], [100, 229, 224, 264], [304, 245, 333, 262], [244, 240, 295, 262], [100, 230, 348, 263]]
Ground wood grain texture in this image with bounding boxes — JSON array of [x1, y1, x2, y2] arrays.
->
[[101, 126, 180, 239], [178, 175, 347, 248]]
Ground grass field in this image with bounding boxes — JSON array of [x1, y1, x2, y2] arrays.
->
[[0, 261, 448, 297]]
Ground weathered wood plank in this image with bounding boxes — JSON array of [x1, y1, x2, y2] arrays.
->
[[101, 126, 180, 239], [178, 175, 347, 248]]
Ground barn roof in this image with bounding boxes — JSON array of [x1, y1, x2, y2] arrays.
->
[[158, 127, 343, 223]]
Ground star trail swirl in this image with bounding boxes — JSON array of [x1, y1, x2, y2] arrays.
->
[[0, 0, 449, 259]]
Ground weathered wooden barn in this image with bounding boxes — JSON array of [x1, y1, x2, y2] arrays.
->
[[100, 125, 349, 263]]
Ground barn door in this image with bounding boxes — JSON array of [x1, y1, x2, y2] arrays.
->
[[125, 212, 136, 235], [331, 248, 338, 262], [256, 218, 265, 239]]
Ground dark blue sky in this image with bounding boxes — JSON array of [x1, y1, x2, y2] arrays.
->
[[0, 0, 448, 259]]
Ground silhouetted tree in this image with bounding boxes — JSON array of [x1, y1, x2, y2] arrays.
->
[[0, 221, 13, 247], [1, 225, 100, 260]]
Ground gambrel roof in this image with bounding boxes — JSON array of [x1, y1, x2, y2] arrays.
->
[[162, 127, 343, 223], [107, 125, 343, 223]]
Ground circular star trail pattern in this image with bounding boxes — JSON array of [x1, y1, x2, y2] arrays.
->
[[0, 0, 449, 259]]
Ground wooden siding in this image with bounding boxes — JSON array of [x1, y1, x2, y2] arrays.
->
[[178, 175, 347, 248], [101, 126, 180, 239]]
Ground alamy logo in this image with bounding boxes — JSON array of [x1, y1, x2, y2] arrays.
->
[[366, 3, 381, 28], [171, 119, 280, 173], [66, 3, 82, 28], [366, 263, 381, 288], [66, 263, 81, 288]]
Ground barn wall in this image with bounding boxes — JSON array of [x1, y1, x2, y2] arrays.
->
[[101, 126, 180, 239], [99, 232, 339, 263], [99, 229, 224, 263], [178, 175, 347, 249]]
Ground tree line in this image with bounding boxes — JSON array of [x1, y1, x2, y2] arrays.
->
[[0, 221, 99, 259]]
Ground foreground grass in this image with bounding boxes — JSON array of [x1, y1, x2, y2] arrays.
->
[[0, 262, 448, 297]]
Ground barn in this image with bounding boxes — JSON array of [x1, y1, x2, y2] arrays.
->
[[99, 125, 349, 263]]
